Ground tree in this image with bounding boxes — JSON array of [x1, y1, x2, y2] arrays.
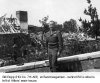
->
[[48, 20, 62, 31], [79, 0, 100, 39], [39, 16, 49, 41], [63, 19, 77, 33]]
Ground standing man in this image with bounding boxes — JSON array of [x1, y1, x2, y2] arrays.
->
[[46, 21, 63, 72]]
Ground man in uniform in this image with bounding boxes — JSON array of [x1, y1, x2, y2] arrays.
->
[[46, 21, 63, 72]]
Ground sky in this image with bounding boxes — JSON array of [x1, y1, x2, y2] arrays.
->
[[0, 0, 100, 26]]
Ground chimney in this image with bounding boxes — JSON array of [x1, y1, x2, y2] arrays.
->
[[16, 11, 28, 32]]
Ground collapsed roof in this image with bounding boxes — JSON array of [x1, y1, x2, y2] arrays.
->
[[0, 14, 21, 34]]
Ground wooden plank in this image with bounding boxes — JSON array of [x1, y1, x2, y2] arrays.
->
[[58, 51, 100, 61], [0, 60, 49, 72]]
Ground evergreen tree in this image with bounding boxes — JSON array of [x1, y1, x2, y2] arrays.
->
[[79, 0, 100, 39]]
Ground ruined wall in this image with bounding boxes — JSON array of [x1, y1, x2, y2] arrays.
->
[[0, 33, 31, 58]]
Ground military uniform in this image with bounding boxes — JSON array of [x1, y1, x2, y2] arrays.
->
[[46, 31, 63, 72]]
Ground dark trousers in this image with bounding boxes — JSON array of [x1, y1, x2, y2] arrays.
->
[[48, 48, 58, 72]]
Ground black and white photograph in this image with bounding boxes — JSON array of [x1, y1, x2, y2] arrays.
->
[[0, 0, 100, 75]]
